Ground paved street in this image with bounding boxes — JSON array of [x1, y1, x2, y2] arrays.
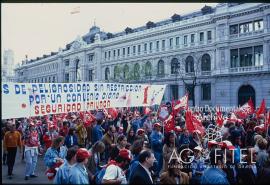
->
[[2, 150, 51, 184]]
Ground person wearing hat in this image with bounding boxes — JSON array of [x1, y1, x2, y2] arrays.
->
[[191, 146, 205, 184], [23, 122, 40, 180], [3, 120, 22, 179], [174, 126, 182, 147], [102, 149, 131, 184], [43, 122, 59, 151], [160, 159, 189, 184], [69, 148, 92, 184], [54, 146, 78, 184], [135, 128, 149, 144], [150, 122, 164, 177]]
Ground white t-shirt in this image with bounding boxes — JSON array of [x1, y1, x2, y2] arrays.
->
[[103, 164, 127, 184]]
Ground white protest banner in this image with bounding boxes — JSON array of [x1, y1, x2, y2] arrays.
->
[[2, 82, 166, 119]]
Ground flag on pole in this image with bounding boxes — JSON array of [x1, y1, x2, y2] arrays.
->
[[256, 99, 266, 118], [235, 98, 255, 119], [216, 106, 224, 127], [173, 93, 189, 113], [164, 114, 175, 133], [185, 110, 196, 133]]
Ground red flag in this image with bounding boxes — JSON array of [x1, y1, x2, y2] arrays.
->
[[185, 110, 195, 133], [216, 106, 224, 127], [248, 97, 255, 114], [108, 108, 118, 119], [256, 99, 266, 118], [173, 94, 189, 113], [185, 110, 205, 135], [144, 107, 151, 115], [235, 99, 254, 119], [164, 114, 175, 133], [84, 111, 96, 127]]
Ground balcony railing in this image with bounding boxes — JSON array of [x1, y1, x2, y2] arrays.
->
[[229, 65, 263, 73], [229, 30, 264, 39], [201, 71, 211, 76]]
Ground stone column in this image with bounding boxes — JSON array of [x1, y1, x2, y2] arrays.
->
[[194, 85, 200, 107]]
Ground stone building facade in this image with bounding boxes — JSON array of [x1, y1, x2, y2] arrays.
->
[[14, 3, 270, 107]]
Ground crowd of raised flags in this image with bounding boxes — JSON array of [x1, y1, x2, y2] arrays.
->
[[2, 93, 270, 184]]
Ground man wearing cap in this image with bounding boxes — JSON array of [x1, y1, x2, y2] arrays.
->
[[69, 148, 91, 184], [150, 122, 164, 177], [102, 149, 131, 184], [24, 122, 40, 180], [3, 120, 22, 179], [191, 146, 205, 184]]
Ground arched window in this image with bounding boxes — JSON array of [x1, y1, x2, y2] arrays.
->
[[75, 59, 81, 82], [145, 61, 152, 76], [201, 54, 211, 71], [105, 67, 110, 80], [171, 58, 180, 74], [238, 85, 255, 106], [123, 65, 129, 79], [158, 60, 165, 75], [114, 66, 119, 79], [185, 56, 194, 73], [134, 63, 140, 80]]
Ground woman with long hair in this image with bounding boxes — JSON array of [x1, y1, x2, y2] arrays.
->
[[162, 131, 177, 173]]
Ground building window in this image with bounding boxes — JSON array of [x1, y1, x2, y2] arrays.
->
[[113, 50, 116, 57], [157, 60, 164, 75], [239, 22, 253, 34], [123, 48, 125, 56], [89, 70, 93, 81], [201, 83, 211, 100], [185, 84, 194, 101], [123, 65, 129, 79], [254, 45, 263, 66], [191, 34, 195, 43], [200, 32, 204, 42], [169, 38, 173, 47], [52, 76, 55, 82], [105, 52, 107, 59], [230, 24, 238, 35], [133, 46, 136, 54], [105, 67, 110, 80], [108, 51, 111, 58], [162, 40, 165, 49], [138, 45, 141, 53], [171, 85, 179, 100], [201, 54, 211, 71], [184, 35, 187, 45], [48, 77, 51, 83], [254, 20, 263, 31], [65, 73, 69, 82], [127, 47, 130, 55], [156, 41, 160, 50], [207, 31, 212, 40], [185, 56, 194, 73], [240, 47, 253, 67], [144, 43, 147, 51], [64, 60, 69, 66], [118, 49, 120, 56], [88, 54, 94, 61], [171, 58, 179, 74], [149, 42, 152, 51], [176, 37, 179, 46], [230, 49, 239, 68], [145, 61, 152, 77], [134, 63, 140, 80], [114, 66, 120, 79]]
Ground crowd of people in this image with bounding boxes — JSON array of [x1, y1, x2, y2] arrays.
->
[[2, 104, 270, 184]]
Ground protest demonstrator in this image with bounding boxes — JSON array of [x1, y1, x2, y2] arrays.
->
[[2, 82, 270, 184]]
